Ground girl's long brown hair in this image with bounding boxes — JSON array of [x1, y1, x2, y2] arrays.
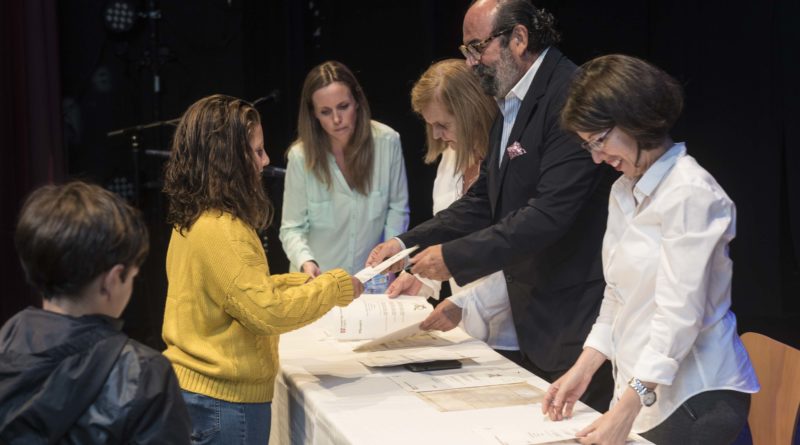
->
[[294, 61, 374, 195], [164, 94, 272, 233]]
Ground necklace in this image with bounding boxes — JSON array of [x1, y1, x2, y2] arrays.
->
[[461, 161, 482, 195]]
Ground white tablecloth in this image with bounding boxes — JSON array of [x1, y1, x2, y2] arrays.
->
[[269, 318, 650, 445]]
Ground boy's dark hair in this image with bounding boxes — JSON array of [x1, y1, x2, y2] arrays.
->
[[14, 181, 149, 299]]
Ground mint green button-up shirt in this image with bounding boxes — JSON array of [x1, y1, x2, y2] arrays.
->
[[279, 121, 409, 274]]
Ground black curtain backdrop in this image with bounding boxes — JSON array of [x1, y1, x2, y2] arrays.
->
[[1, 0, 798, 350]]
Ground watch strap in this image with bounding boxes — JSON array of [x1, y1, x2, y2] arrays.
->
[[628, 377, 656, 406]]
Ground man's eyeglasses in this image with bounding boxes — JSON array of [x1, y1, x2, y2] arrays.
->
[[581, 127, 613, 153], [459, 27, 514, 61]]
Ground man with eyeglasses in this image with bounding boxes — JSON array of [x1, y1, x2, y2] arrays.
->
[[367, 0, 614, 412]]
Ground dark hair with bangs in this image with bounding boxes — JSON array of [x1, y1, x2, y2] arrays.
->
[[164, 94, 273, 233], [561, 54, 684, 151]]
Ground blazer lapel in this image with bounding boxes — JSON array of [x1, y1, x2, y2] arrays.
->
[[487, 117, 503, 216], [494, 47, 565, 192]]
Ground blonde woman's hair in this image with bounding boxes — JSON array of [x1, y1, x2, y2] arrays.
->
[[411, 59, 497, 172], [294, 61, 374, 195]]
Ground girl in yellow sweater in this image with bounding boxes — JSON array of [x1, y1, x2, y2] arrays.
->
[[162, 94, 362, 444]]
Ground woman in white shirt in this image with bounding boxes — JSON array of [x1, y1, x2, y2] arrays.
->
[[280, 61, 409, 282], [541, 54, 759, 445], [387, 59, 519, 356]]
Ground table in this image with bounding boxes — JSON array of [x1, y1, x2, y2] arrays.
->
[[269, 318, 650, 445]]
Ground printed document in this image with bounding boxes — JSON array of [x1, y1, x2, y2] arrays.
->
[[320, 294, 432, 341], [390, 369, 527, 392]]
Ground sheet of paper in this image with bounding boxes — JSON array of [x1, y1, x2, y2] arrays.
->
[[353, 321, 425, 351], [359, 330, 454, 351], [358, 347, 468, 367], [320, 294, 432, 340], [390, 369, 527, 392], [473, 410, 651, 444], [474, 425, 582, 444], [354, 245, 418, 283], [417, 382, 544, 412]]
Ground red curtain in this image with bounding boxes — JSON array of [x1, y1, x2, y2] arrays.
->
[[0, 0, 64, 324]]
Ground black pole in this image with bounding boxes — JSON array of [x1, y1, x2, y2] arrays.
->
[[130, 133, 141, 205]]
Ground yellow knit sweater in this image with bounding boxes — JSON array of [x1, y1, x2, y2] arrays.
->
[[162, 211, 354, 403]]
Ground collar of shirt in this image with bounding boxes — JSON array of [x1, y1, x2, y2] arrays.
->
[[632, 142, 686, 203], [496, 47, 549, 112], [611, 142, 686, 214]]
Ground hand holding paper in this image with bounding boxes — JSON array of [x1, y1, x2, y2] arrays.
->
[[410, 244, 452, 281], [366, 239, 403, 270], [419, 298, 463, 332], [355, 245, 418, 284], [350, 276, 364, 298]]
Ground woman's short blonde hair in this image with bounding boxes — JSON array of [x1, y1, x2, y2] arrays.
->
[[411, 59, 497, 172]]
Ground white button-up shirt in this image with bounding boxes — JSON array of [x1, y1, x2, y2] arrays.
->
[[583, 143, 759, 432], [426, 148, 518, 350]]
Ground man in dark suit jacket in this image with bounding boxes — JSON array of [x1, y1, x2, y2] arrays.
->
[[368, 0, 613, 411]]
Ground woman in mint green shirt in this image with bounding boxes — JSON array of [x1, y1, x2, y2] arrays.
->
[[280, 61, 409, 279]]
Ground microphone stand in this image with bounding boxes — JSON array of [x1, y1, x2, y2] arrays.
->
[[106, 91, 281, 205], [107, 117, 177, 205]]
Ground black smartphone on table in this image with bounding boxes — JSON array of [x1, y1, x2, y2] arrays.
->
[[403, 359, 462, 372]]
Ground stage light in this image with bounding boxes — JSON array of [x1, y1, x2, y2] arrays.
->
[[104, 0, 138, 33]]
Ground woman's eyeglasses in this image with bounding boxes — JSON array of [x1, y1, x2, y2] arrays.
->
[[581, 127, 613, 153]]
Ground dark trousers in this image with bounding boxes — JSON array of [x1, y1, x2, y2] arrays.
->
[[640, 390, 750, 445], [518, 353, 614, 413]]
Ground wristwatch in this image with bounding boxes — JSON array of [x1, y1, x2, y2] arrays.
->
[[628, 377, 657, 407]]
